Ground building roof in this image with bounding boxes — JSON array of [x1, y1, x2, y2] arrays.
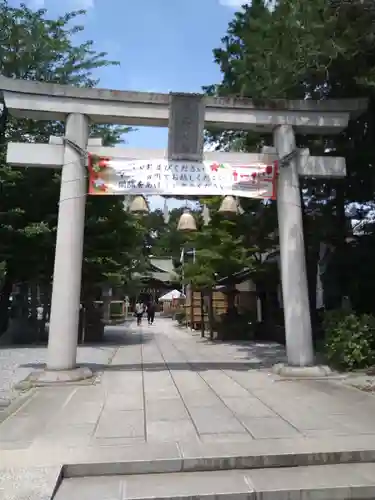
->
[[150, 257, 177, 276], [134, 257, 178, 284], [214, 268, 253, 288]]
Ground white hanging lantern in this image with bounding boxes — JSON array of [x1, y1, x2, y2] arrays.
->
[[129, 195, 149, 214], [218, 195, 238, 216], [123, 196, 131, 211], [163, 198, 170, 223], [202, 204, 211, 226], [177, 209, 197, 232]]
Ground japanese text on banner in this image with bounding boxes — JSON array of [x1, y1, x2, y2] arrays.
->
[[88, 156, 278, 199]]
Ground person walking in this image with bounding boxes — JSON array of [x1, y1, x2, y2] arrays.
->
[[147, 300, 156, 325], [135, 301, 144, 326]]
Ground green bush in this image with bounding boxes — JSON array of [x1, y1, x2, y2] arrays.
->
[[324, 311, 375, 370], [175, 309, 186, 325], [216, 311, 256, 341]]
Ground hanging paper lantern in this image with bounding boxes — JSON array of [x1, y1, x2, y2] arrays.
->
[[123, 196, 131, 211], [177, 209, 197, 232], [163, 198, 170, 223], [218, 195, 238, 216], [202, 204, 211, 226], [129, 195, 149, 214]]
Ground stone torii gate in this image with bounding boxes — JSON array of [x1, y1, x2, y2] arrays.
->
[[1, 77, 367, 382]]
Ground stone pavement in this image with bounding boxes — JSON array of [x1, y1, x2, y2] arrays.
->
[[3, 317, 375, 498], [0, 326, 121, 409]]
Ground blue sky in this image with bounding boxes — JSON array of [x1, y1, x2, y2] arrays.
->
[[19, 0, 245, 149], [14, 0, 246, 208]]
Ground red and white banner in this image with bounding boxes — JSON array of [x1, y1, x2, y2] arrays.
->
[[88, 155, 278, 199]]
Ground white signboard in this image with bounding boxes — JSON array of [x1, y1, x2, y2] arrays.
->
[[88, 155, 278, 199]]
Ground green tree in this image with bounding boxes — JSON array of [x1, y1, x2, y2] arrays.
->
[[0, 1, 142, 332], [206, 0, 375, 317], [145, 207, 188, 264], [183, 199, 257, 288]]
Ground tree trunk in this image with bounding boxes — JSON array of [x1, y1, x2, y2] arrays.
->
[[0, 267, 14, 334], [335, 183, 348, 301], [307, 245, 319, 313], [200, 291, 205, 338], [208, 290, 214, 340], [19, 282, 29, 319], [257, 292, 264, 323], [227, 288, 236, 312], [307, 242, 321, 339], [41, 284, 50, 322], [81, 282, 103, 343], [30, 282, 38, 321]]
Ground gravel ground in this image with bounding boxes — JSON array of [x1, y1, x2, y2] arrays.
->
[[0, 323, 134, 407], [341, 373, 375, 393]]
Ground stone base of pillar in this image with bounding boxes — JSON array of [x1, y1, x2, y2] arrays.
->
[[273, 363, 335, 378], [16, 366, 93, 389]]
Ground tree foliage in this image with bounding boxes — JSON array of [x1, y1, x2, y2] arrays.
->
[[0, 1, 143, 329], [144, 206, 189, 265], [183, 198, 265, 288], [205, 0, 375, 315]]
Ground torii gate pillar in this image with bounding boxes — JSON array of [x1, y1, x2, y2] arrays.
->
[[47, 114, 89, 372], [274, 125, 314, 367]]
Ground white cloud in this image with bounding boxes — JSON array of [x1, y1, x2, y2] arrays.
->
[[218, 0, 247, 7], [67, 0, 94, 8], [27, 0, 95, 9], [73, 0, 94, 8]]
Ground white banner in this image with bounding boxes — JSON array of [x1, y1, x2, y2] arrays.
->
[[88, 155, 278, 199]]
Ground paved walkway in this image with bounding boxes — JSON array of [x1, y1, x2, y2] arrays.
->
[[3, 318, 375, 498], [1, 317, 375, 453]]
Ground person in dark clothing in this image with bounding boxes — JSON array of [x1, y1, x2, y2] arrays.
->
[[147, 301, 156, 325], [135, 301, 144, 326]]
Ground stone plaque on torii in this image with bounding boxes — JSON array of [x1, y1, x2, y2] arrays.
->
[[1, 76, 367, 382]]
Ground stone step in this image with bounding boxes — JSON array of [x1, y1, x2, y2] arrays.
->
[[54, 462, 375, 499], [62, 436, 375, 477], [4, 437, 375, 498]]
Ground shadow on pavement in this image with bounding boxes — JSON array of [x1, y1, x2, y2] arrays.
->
[[20, 358, 283, 373], [233, 343, 286, 359], [0, 323, 148, 349], [84, 330, 152, 347]]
